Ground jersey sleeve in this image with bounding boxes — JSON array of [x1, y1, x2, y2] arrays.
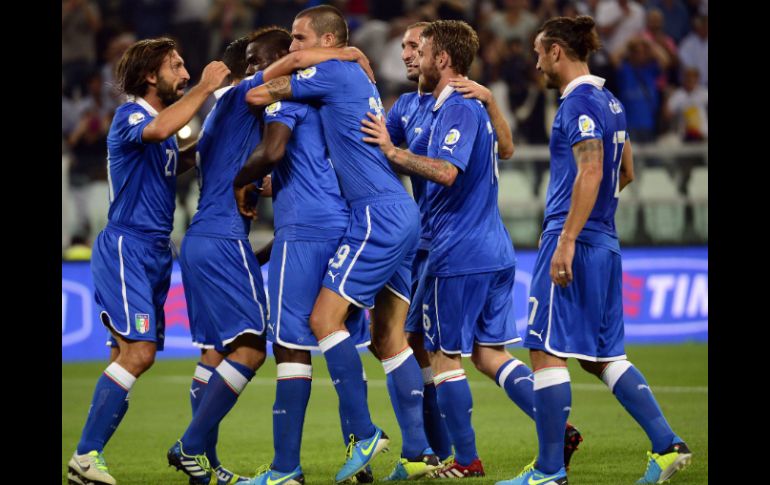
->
[[561, 94, 605, 147], [288, 60, 337, 103], [262, 100, 305, 132], [113, 105, 154, 145], [428, 103, 478, 172], [386, 97, 406, 147]]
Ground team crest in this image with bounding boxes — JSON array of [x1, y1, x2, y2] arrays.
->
[[265, 101, 282, 116], [443, 129, 461, 145], [128, 112, 145, 126], [578, 115, 596, 137], [297, 67, 317, 79], [135, 313, 150, 334]]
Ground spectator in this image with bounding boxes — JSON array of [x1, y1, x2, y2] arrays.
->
[[679, 15, 707, 86], [613, 36, 672, 142], [595, 0, 646, 57], [648, 0, 691, 43], [172, 0, 213, 84], [487, 0, 539, 44], [642, 8, 679, 89], [100, 32, 136, 114], [664, 67, 707, 141], [62, 0, 102, 98], [208, 0, 255, 59]]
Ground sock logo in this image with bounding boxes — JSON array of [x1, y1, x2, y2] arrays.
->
[[514, 375, 534, 385], [411, 389, 424, 397], [332, 378, 341, 386], [273, 409, 287, 415], [637, 384, 650, 391], [190, 386, 199, 399]]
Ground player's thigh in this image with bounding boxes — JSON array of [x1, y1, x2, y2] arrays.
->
[[423, 274, 487, 357], [476, 266, 521, 349]]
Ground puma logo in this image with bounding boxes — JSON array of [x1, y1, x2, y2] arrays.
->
[[328, 271, 340, 283], [528, 329, 544, 341]]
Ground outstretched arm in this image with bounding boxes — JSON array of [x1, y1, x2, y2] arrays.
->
[[246, 76, 292, 107], [618, 138, 634, 192], [450, 78, 514, 159], [361, 112, 458, 186], [263, 47, 375, 83]]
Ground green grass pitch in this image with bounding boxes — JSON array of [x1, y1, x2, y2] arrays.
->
[[62, 343, 707, 484]]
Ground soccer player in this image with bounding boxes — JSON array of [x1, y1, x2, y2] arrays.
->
[[66, 38, 230, 485], [229, 26, 373, 485], [361, 19, 582, 479], [245, 5, 439, 482], [384, 20, 518, 475], [495, 16, 692, 485], [168, 33, 375, 485]]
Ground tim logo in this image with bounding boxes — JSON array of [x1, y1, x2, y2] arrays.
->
[[622, 258, 707, 337], [62, 280, 93, 347]]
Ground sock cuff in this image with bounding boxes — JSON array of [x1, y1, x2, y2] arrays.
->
[[217, 359, 252, 395], [421, 366, 434, 385], [193, 364, 214, 384], [533, 367, 570, 390], [433, 369, 466, 387], [381, 346, 414, 374], [600, 360, 633, 392], [277, 363, 312, 380], [495, 359, 525, 387], [104, 362, 137, 391], [318, 330, 351, 353]]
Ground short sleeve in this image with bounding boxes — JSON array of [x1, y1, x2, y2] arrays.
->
[[262, 100, 305, 132], [288, 61, 337, 102], [561, 95, 605, 147], [113, 106, 153, 145], [428, 104, 479, 172]]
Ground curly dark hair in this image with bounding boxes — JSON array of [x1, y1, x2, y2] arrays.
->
[[421, 20, 479, 76], [115, 37, 177, 97], [537, 16, 601, 62]]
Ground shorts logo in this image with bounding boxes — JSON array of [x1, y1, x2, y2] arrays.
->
[[135, 313, 150, 334], [297, 67, 316, 79], [128, 112, 145, 126], [265, 101, 282, 116], [578, 114, 596, 137], [443, 128, 461, 145]]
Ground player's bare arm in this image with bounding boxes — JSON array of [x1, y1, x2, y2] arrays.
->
[[550, 138, 603, 287], [245, 76, 292, 107], [618, 138, 634, 191], [361, 112, 458, 186], [449, 78, 514, 159], [233, 122, 293, 218], [264, 47, 375, 83], [142, 61, 230, 142]]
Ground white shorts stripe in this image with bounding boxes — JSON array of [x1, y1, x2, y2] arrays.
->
[[238, 240, 266, 329], [117, 236, 130, 336], [339, 206, 371, 307]]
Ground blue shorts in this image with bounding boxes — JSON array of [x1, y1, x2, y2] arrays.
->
[[179, 235, 267, 351], [523, 233, 626, 361], [322, 196, 419, 309], [405, 248, 429, 334], [268, 234, 371, 350], [423, 266, 520, 356], [92, 226, 172, 350]]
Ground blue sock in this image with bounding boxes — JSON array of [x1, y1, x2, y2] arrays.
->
[[421, 367, 453, 460], [602, 361, 677, 453], [103, 394, 129, 444], [533, 367, 571, 474], [382, 348, 431, 458], [496, 359, 535, 420], [341, 370, 369, 446], [190, 363, 221, 468], [272, 363, 312, 473], [181, 359, 255, 454], [319, 331, 375, 440], [77, 363, 136, 454], [434, 369, 477, 466]]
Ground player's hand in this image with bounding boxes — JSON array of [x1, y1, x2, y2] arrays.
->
[[199, 61, 231, 93], [550, 235, 575, 287], [260, 175, 273, 198], [449, 78, 491, 104], [234, 184, 259, 220], [345, 47, 376, 83], [361, 111, 394, 153]]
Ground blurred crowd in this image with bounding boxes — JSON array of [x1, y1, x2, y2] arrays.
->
[[62, 0, 708, 250]]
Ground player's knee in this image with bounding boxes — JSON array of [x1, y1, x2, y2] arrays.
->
[[123, 344, 156, 374], [274, 344, 311, 365]]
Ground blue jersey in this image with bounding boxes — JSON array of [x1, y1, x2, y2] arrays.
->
[[544, 75, 627, 245], [288, 60, 408, 201], [263, 99, 349, 239], [426, 88, 515, 277], [187, 72, 265, 240], [387, 91, 435, 249], [106, 97, 179, 239]]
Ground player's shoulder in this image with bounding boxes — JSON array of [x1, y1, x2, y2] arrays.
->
[[441, 92, 484, 119], [265, 99, 306, 118], [114, 100, 154, 127]]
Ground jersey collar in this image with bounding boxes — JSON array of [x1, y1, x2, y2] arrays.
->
[[214, 86, 233, 99], [433, 84, 456, 111], [560, 74, 606, 99], [126, 95, 159, 116]]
